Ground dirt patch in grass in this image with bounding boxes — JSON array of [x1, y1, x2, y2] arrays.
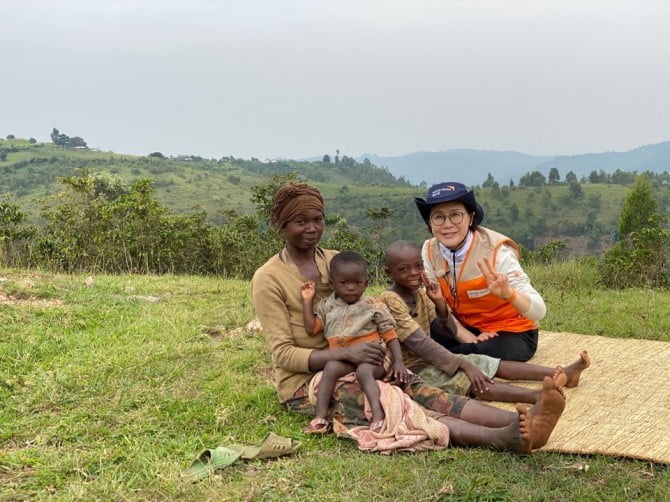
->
[[0, 291, 63, 308], [203, 319, 263, 338], [256, 362, 274, 385], [0, 274, 63, 307]]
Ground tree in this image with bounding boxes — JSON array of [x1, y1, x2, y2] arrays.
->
[[588, 169, 608, 184], [0, 198, 35, 266], [568, 181, 583, 200], [618, 174, 657, 237], [600, 174, 670, 288], [519, 171, 546, 187], [611, 169, 635, 185], [322, 154, 331, 163], [365, 207, 395, 283], [482, 173, 496, 187], [548, 167, 560, 184], [51, 127, 88, 149], [509, 203, 519, 221], [565, 171, 578, 183], [250, 171, 302, 224], [148, 152, 165, 158]]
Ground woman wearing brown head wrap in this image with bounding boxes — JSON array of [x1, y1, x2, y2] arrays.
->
[[269, 182, 325, 229], [251, 182, 564, 453]]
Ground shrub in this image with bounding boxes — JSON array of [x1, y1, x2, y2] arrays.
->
[[600, 175, 670, 289]]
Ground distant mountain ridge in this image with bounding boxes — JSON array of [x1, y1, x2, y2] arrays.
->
[[360, 141, 670, 186]]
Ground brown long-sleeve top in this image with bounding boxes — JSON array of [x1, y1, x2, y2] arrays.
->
[[379, 289, 462, 377], [251, 247, 338, 402]]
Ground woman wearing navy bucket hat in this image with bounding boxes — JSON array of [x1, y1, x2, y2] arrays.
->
[[415, 182, 546, 361]]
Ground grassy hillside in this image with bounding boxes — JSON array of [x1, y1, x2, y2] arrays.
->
[[0, 138, 410, 221], [2, 137, 669, 255], [1, 264, 668, 500]]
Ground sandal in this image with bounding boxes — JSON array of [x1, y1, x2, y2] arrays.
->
[[238, 432, 301, 459], [181, 446, 242, 483], [303, 417, 330, 435], [370, 419, 385, 434]]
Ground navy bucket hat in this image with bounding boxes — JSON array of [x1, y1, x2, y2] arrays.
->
[[414, 182, 484, 227]]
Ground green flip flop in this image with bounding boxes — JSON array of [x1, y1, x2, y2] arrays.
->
[[181, 446, 242, 483], [237, 432, 301, 460]]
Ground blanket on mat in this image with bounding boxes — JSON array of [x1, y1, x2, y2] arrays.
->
[[308, 372, 449, 454]]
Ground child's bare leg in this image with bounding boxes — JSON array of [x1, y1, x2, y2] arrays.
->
[[475, 382, 539, 404], [458, 399, 521, 428], [494, 351, 590, 387], [315, 360, 356, 419], [529, 375, 566, 449], [356, 363, 387, 424], [441, 403, 533, 454]]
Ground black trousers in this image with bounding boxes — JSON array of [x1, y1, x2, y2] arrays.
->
[[433, 328, 538, 362]]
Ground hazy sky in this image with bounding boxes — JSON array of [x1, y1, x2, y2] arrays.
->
[[3, 0, 669, 160]]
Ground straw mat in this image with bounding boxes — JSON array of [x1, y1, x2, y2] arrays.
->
[[492, 331, 670, 464]]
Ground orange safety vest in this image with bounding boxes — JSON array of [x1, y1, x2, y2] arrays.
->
[[423, 227, 537, 333]]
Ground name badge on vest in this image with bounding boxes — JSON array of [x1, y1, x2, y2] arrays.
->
[[467, 288, 490, 298]]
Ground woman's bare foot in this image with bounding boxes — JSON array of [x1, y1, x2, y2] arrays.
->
[[562, 350, 590, 387], [489, 404, 533, 454], [515, 404, 533, 454], [530, 376, 566, 449]]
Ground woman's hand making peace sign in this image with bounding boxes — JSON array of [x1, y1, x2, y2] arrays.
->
[[476, 256, 514, 299]]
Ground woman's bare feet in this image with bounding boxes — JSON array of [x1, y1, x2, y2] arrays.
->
[[530, 375, 566, 449], [562, 350, 590, 387]]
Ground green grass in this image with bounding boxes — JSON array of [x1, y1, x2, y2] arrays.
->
[[1, 265, 669, 501]]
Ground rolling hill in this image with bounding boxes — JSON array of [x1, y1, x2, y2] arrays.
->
[[2, 136, 669, 256]]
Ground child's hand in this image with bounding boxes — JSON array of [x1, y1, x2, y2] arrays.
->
[[461, 362, 495, 395], [385, 361, 409, 385], [421, 272, 445, 305], [476, 331, 499, 343], [301, 281, 316, 300]]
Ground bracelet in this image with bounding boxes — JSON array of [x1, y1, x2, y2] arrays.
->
[[504, 289, 518, 303]]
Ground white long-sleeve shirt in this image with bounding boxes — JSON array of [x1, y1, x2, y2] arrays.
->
[[422, 236, 546, 322]]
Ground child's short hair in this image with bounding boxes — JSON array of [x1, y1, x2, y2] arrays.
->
[[384, 240, 421, 266], [331, 251, 367, 275]]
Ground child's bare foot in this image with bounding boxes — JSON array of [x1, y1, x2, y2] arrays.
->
[[530, 376, 566, 449], [303, 417, 330, 435], [562, 350, 590, 387], [370, 419, 385, 433], [552, 367, 567, 397], [370, 411, 385, 433]]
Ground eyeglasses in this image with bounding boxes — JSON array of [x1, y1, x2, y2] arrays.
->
[[429, 210, 466, 226]]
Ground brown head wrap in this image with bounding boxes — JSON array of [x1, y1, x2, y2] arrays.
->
[[269, 182, 325, 228]]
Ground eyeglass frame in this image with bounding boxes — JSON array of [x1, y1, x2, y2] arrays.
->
[[429, 209, 469, 227]]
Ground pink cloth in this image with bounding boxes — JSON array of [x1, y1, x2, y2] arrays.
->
[[308, 371, 450, 454]]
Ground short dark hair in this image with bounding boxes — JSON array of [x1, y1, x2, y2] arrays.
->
[[330, 251, 367, 276], [384, 240, 421, 267]]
